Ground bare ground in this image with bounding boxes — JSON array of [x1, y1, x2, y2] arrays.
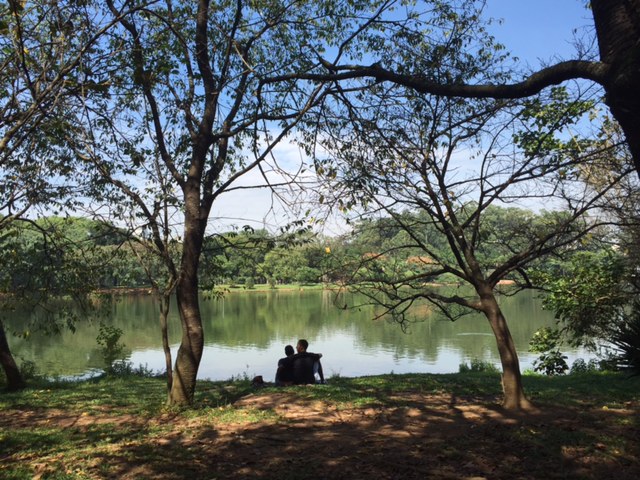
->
[[1, 390, 638, 479]]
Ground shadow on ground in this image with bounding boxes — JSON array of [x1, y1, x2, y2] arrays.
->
[[61, 391, 640, 480]]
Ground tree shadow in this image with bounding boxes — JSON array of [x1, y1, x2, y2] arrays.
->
[[87, 391, 639, 480]]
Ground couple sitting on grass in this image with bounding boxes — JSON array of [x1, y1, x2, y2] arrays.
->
[[275, 339, 325, 386]]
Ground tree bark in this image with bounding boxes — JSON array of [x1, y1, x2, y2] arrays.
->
[[168, 182, 206, 405], [479, 288, 533, 411], [0, 320, 26, 391], [591, 0, 640, 174], [169, 282, 203, 405], [159, 292, 173, 400]]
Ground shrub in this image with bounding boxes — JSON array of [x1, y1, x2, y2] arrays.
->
[[609, 303, 640, 375], [109, 361, 157, 378], [19, 359, 39, 381], [96, 323, 127, 375], [459, 359, 499, 373], [529, 327, 568, 376]]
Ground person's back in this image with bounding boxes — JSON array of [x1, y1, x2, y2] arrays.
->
[[275, 345, 295, 386], [290, 352, 320, 385]]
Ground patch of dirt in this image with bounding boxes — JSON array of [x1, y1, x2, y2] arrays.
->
[[1, 392, 639, 480]]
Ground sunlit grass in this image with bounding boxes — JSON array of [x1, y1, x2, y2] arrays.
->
[[522, 371, 640, 407], [1, 372, 638, 479]]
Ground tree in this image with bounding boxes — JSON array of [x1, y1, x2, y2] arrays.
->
[[268, 0, 640, 177], [528, 127, 640, 371], [203, 229, 274, 287], [260, 247, 309, 284], [0, 217, 109, 389], [308, 46, 631, 409], [531, 243, 640, 375], [67, 0, 388, 405], [0, 1, 123, 389]]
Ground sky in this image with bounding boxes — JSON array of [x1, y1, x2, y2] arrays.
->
[[483, 0, 593, 61], [209, 1, 596, 235]]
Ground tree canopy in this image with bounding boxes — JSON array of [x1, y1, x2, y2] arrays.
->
[[2, 0, 638, 409]]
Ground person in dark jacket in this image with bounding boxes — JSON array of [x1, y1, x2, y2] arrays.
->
[[281, 339, 325, 385], [275, 344, 295, 386]]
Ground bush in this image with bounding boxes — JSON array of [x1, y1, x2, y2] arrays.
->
[[529, 327, 568, 376], [569, 358, 601, 374], [459, 359, 499, 373], [19, 360, 39, 381], [609, 303, 640, 375], [109, 361, 157, 378], [96, 323, 127, 375]]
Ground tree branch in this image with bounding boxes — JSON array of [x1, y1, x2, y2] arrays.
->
[[264, 59, 612, 99]]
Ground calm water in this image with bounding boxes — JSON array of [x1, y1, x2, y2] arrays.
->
[[4, 289, 590, 381]]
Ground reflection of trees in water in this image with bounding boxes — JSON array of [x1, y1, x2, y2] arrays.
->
[[4, 290, 555, 377]]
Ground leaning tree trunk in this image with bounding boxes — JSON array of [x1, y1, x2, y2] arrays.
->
[[168, 189, 206, 405], [0, 320, 25, 391], [591, 0, 640, 176], [480, 289, 533, 411]]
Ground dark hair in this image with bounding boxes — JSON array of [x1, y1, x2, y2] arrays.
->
[[297, 339, 309, 351], [284, 345, 294, 356]]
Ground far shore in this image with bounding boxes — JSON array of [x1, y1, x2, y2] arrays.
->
[[94, 279, 517, 296]]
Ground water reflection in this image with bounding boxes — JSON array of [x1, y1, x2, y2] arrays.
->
[[4, 289, 591, 381]]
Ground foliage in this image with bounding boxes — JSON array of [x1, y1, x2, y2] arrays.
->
[[0, 0, 113, 218], [529, 327, 569, 376], [244, 277, 255, 290], [95, 323, 127, 375], [532, 233, 640, 376], [608, 301, 640, 375], [0, 217, 116, 296], [458, 359, 499, 373], [0, 1, 634, 407], [569, 358, 601, 374], [107, 361, 157, 378], [531, 250, 629, 348]]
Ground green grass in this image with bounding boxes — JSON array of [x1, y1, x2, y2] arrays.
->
[[3, 371, 637, 414], [522, 371, 640, 407], [1, 372, 638, 479], [216, 282, 328, 292]]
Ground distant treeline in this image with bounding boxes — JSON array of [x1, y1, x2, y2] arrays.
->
[[0, 205, 609, 293]]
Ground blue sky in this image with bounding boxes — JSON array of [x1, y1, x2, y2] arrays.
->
[[210, 1, 597, 234], [483, 1, 593, 62]]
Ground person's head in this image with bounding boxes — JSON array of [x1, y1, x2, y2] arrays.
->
[[296, 339, 309, 353], [284, 344, 294, 356]]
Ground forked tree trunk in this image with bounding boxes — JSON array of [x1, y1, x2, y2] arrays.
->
[[480, 290, 533, 411], [0, 320, 25, 391]]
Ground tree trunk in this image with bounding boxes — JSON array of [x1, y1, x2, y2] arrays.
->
[[480, 290, 533, 411], [591, 0, 640, 175], [159, 292, 173, 400], [169, 283, 203, 405], [168, 186, 206, 405], [0, 320, 26, 391]]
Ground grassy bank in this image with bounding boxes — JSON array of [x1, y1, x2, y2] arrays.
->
[[1, 372, 639, 479], [215, 282, 328, 293]]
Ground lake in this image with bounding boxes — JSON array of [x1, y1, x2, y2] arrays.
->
[[3, 289, 591, 381]]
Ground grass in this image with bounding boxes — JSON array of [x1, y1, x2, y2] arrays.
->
[[217, 282, 328, 292], [521, 371, 640, 407], [1, 372, 639, 479]]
